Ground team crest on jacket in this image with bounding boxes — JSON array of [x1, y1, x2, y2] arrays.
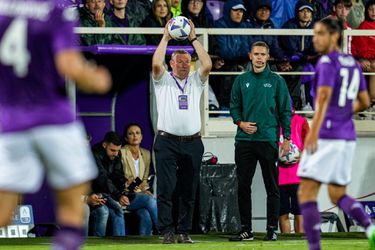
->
[[263, 83, 272, 88], [245, 82, 250, 88]]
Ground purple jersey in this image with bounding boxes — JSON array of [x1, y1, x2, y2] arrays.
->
[[312, 51, 367, 140], [0, 0, 78, 133]]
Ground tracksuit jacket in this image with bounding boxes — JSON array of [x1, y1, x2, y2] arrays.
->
[[230, 64, 292, 149]]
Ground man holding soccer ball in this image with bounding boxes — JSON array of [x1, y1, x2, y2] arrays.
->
[[152, 19, 212, 244]]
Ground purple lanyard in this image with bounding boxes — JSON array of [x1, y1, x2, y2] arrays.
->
[[170, 72, 188, 94]]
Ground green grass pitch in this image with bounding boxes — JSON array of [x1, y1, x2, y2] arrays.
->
[[0, 233, 371, 250]]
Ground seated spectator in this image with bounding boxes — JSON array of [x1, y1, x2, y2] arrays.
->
[[306, 0, 332, 21], [246, 0, 292, 72], [278, 107, 309, 234], [120, 123, 158, 236], [109, 0, 146, 44], [280, 0, 318, 109], [347, 0, 365, 28], [243, 0, 298, 28], [325, 0, 353, 53], [141, 0, 172, 45], [82, 194, 106, 236], [352, 0, 375, 104], [181, 0, 214, 27], [79, 0, 125, 45], [126, 0, 152, 26], [211, 0, 253, 109], [170, 0, 183, 17], [271, 0, 298, 28], [91, 132, 127, 236]]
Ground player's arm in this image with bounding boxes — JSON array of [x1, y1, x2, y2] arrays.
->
[[304, 86, 333, 153], [188, 20, 212, 82], [152, 23, 171, 81], [353, 91, 371, 113], [55, 50, 111, 94]]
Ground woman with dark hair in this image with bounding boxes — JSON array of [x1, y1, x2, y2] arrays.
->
[[120, 123, 158, 236], [352, 0, 375, 105], [141, 0, 172, 45], [181, 0, 213, 27]]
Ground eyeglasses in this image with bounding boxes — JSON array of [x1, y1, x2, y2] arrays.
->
[[189, 0, 203, 4]]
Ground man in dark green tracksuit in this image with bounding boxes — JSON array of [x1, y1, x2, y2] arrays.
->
[[229, 41, 292, 242]]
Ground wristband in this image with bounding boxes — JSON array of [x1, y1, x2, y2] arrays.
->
[[284, 136, 290, 141], [236, 120, 241, 126], [190, 37, 198, 44]]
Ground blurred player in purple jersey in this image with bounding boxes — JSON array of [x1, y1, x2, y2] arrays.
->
[[297, 18, 375, 250], [0, 0, 111, 249]]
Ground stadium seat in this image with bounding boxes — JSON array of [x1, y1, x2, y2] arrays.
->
[[320, 212, 345, 232]]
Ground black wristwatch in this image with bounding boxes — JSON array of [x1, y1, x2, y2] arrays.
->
[[284, 136, 290, 141]]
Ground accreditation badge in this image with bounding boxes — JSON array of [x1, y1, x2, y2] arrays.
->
[[178, 95, 188, 110]]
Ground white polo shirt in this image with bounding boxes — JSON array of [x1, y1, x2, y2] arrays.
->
[[153, 69, 205, 136]]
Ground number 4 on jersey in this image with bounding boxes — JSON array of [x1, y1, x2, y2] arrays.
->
[[338, 68, 360, 107], [0, 18, 31, 78]]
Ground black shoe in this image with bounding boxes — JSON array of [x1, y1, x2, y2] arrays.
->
[[162, 232, 175, 244], [177, 234, 194, 243], [263, 229, 277, 241], [229, 230, 254, 241]]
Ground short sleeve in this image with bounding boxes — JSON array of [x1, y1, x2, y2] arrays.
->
[[316, 55, 336, 88], [50, 7, 78, 54], [152, 70, 168, 86], [193, 69, 205, 87]]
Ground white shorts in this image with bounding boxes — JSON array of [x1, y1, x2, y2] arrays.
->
[[0, 122, 97, 193], [297, 139, 356, 186]]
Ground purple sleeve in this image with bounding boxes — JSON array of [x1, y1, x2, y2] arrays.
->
[[358, 64, 368, 92], [316, 55, 336, 88], [50, 7, 78, 54]]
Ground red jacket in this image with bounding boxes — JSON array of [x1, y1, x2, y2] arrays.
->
[[352, 20, 375, 60]]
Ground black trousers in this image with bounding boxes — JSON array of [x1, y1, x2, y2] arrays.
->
[[235, 141, 280, 231], [154, 135, 204, 234]]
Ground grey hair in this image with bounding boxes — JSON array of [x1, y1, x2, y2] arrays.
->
[[171, 50, 191, 61]]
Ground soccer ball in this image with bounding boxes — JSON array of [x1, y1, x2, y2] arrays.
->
[[168, 16, 191, 41], [279, 142, 301, 165]]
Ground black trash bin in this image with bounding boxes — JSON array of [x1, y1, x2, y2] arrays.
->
[[199, 164, 241, 233]]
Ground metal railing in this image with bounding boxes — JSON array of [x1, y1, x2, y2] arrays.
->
[[74, 27, 375, 136]]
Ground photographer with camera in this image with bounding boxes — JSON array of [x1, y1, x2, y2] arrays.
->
[[121, 123, 158, 236]]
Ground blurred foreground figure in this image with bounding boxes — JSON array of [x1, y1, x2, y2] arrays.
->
[[297, 18, 374, 250], [0, 0, 111, 249]]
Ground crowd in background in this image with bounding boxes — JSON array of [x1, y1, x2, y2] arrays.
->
[[72, 0, 375, 113]]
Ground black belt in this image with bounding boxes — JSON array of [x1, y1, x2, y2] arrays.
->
[[158, 131, 201, 142]]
